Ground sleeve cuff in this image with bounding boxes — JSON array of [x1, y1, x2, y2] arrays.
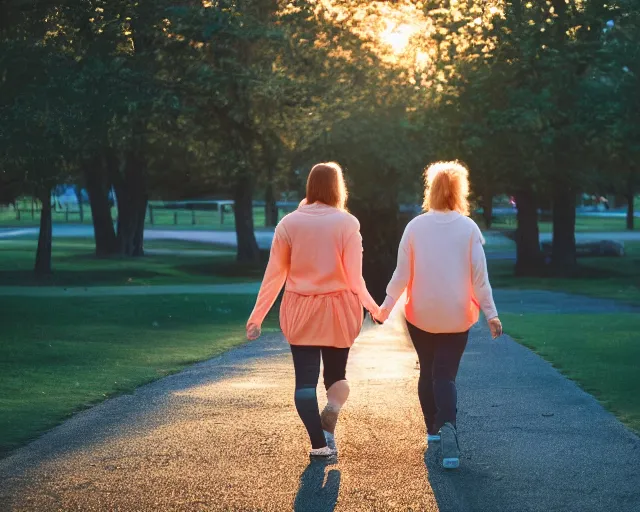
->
[[484, 308, 498, 321], [381, 294, 397, 311]]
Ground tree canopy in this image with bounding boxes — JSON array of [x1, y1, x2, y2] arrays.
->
[[2, 0, 638, 277]]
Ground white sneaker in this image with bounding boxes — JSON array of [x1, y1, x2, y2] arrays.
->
[[309, 446, 337, 460]]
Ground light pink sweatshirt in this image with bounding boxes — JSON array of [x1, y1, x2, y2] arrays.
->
[[382, 210, 498, 334], [247, 203, 379, 346]]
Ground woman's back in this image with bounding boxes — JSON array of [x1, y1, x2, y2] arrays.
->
[[386, 210, 496, 334], [407, 211, 479, 332], [280, 203, 359, 295], [247, 200, 378, 345]]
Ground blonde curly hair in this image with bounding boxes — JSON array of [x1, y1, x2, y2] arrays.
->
[[422, 161, 470, 216]]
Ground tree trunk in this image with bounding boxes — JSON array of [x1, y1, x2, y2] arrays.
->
[[482, 193, 493, 229], [551, 183, 577, 274], [264, 177, 278, 227], [34, 189, 53, 276], [234, 174, 261, 263], [110, 152, 148, 257], [84, 161, 117, 257], [626, 173, 635, 231], [514, 188, 544, 276]]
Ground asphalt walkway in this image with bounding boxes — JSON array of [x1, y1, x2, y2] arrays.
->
[[1, 313, 638, 511]]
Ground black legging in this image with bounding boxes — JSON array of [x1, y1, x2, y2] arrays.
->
[[406, 321, 469, 435], [290, 345, 350, 449]]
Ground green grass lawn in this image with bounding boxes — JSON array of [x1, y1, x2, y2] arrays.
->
[[504, 312, 640, 434], [478, 214, 635, 233], [0, 238, 265, 287], [488, 242, 640, 305], [0, 205, 284, 231], [0, 294, 279, 457]]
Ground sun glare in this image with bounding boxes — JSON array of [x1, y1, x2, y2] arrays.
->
[[380, 21, 418, 54], [312, 0, 433, 78]]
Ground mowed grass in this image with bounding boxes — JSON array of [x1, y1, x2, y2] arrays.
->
[[0, 238, 266, 287], [0, 205, 285, 231], [488, 242, 640, 305], [476, 213, 636, 233], [0, 294, 279, 456], [504, 312, 640, 434]]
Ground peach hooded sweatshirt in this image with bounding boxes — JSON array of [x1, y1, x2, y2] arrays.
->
[[382, 210, 498, 334], [247, 202, 379, 348]]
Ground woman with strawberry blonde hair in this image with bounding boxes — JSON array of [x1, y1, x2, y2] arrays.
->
[[247, 162, 379, 460], [376, 161, 502, 470]]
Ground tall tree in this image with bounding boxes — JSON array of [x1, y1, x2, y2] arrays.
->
[[0, 41, 76, 275]]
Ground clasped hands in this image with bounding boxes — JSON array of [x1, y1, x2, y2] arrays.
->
[[372, 305, 392, 325]]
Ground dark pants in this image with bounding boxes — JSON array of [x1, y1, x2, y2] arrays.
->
[[406, 321, 469, 434], [290, 345, 350, 449]]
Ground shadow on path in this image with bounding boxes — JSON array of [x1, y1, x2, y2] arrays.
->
[[293, 460, 341, 512], [424, 442, 474, 512]]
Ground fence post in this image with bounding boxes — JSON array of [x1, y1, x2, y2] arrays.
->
[[148, 204, 154, 225], [16, 208, 20, 221], [192, 210, 196, 225], [65, 207, 69, 222], [220, 205, 224, 225], [174, 211, 178, 225], [31, 201, 35, 219]]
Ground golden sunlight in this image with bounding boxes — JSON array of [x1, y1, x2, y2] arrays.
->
[[379, 20, 419, 54], [313, 0, 432, 70]]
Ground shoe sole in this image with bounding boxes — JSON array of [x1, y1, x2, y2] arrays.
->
[[442, 457, 460, 469]]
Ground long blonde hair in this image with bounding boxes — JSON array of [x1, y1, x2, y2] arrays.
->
[[422, 161, 470, 215]]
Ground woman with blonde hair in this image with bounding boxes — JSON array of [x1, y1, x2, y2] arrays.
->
[[376, 161, 502, 469], [246, 162, 380, 460]]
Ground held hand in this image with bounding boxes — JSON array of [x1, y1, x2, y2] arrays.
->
[[488, 317, 503, 339], [374, 307, 391, 324], [246, 323, 261, 341]]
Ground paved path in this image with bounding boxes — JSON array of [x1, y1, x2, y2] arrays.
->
[[0, 225, 276, 249], [1, 313, 638, 511], [0, 229, 37, 239]]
